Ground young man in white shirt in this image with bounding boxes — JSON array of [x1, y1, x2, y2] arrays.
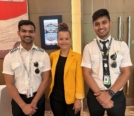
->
[[81, 9, 132, 116], [3, 20, 51, 116]]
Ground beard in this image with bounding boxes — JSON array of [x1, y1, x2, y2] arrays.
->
[[21, 37, 33, 45]]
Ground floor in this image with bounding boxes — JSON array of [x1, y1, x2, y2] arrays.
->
[[45, 106, 134, 116]]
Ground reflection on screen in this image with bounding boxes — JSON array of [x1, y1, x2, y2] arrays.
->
[[44, 19, 58, 45]]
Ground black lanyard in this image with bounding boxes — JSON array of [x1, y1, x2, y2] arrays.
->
[[96, 38, 113, 88]]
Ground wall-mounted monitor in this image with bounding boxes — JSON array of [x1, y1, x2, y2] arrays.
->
[[39, 15, 62, 49]]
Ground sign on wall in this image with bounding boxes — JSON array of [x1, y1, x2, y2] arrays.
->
[[39, 15, 62, 49], [0, 0, 28, 58]]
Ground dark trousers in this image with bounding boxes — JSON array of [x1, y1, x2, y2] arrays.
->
[[50, 89, 80, 116], [50, 98, 80, 116], [87, 89, 126, 116], [11, 93, 45, 116]]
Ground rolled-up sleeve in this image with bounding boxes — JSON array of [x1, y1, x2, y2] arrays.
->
[[75, 54, 85, 99]]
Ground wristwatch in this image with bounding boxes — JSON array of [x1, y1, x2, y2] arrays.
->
[[108, 89, 115, 97]]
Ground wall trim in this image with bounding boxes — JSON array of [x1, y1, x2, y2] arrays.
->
[[126, 98, 134, 106]]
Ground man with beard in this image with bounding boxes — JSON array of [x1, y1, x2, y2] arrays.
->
[[81, 9, 132, 116], [3, 20, 51, 116]]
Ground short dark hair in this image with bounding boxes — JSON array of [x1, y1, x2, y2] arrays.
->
[[58, 23, 71, 37], [18, 20, 36, 31], [92, 9, 110, 22]]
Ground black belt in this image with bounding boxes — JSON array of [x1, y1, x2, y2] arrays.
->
[[100, 90, 123, 96], [19, 92, 37, 98], [89, 89, 123, 95]]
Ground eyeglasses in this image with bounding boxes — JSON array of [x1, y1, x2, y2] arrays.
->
[[111, 53, 117, 68], [34, 62, 40, 74]]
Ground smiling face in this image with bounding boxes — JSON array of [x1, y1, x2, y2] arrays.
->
[[58, 31, 72, 51], [93, 16, 111, 40], [17, 25, 35, 46]]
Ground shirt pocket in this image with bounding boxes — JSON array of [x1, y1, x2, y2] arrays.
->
[[91, 55, 100, 68], [33, 61, 44, 77], [11, 62, 21, 79], [111, 54, 123, 73]]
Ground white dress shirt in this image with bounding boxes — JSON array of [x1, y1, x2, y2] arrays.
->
[[81, 35, 132, 90], [3, 44, 51, 94]]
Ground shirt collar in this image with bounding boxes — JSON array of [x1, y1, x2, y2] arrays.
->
[[97, 35, 111, 42], [19, 44, 38, 51]]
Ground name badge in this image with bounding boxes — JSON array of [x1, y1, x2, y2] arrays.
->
[[26, 88, 33, 98], [104, 75, 111, 85]]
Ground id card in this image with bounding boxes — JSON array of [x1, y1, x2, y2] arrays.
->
[[26, 88, 33, 98], [104, 75, 111, 85]]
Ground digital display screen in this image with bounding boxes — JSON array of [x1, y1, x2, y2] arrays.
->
[[44, 19, 58, 45], [39, 15, 62, 49]]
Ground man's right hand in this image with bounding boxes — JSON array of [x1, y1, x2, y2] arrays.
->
[[21, 104, 37, 115]]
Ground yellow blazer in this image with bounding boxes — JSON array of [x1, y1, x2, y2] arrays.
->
[[49, 49, 85, 104]]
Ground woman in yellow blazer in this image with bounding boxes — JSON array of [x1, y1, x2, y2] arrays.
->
[[49, 23, 85, 116]]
